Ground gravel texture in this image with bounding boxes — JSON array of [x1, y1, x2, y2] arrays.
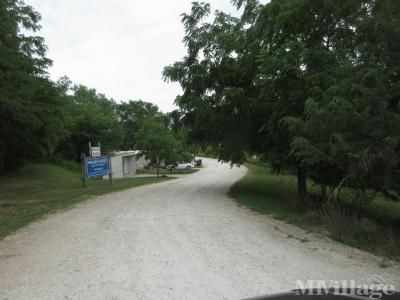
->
[[0, 158, 399, 299]]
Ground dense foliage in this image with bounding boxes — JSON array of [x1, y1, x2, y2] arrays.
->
[[54, 77, 125, 161], [0, 0, 66, 169], [0, 0, 187, 171], [163, 0, 400, 201], [136, 117, 181, 177]]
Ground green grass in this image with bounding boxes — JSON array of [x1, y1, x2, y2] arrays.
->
[[229, 163, 311, 228], [229, 163, 400, 261], [137, 167, 199, 175], [0, 163, 172, 239]]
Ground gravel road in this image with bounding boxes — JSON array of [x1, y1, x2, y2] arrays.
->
[[0, 158, 399, 300]]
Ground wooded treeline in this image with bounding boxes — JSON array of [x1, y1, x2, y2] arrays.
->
[[0, 0, 187, 171], [164, 0, 400, 202]]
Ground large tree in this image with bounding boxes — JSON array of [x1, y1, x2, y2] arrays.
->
[[117, 100, 160, 149], [164, 0, 400, 200], [56, 79, 124, 160], [163, 1, 264, 164], [136, 117, 180, 177], [0, 0, 66, 170], [274, 0, 400, 198]]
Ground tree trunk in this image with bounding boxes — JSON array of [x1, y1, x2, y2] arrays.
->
[[297, 167, 307, 201], [156, 154, 160, 178]]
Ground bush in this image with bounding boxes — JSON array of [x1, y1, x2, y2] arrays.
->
[[368, 195, 400, 225], [203, 146, 217, 158], [340, 189, 374, 207]]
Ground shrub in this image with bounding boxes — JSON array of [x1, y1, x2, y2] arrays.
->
[[368, 195, 400, 225], [204, 146, 217, 158]]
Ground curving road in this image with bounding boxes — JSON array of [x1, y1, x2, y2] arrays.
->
[[0, 158, 399, 299]]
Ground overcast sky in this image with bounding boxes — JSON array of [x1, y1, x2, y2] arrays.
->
[[25, 0, 244, 112]]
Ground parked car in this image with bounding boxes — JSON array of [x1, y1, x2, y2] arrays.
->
[[167, 162, 192, 170]]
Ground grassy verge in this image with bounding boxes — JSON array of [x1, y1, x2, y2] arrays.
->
[[229, 163, 311, 228], [137, 167, 199, 175], [0, 163, 173, 239], [229, 163, 400, 262]]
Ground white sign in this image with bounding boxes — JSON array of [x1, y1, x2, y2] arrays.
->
[[91, 147, 101, 157]]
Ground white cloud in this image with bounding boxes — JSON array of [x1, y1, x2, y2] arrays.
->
[[26, 0, 244, 112]]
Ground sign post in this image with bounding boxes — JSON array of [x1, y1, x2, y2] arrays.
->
[[108, 152, 114, 186], [81, 153, 113, 188], [81, 153, 88, 188]]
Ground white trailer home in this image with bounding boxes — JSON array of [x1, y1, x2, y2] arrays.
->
[[104, 151, 148, 179]]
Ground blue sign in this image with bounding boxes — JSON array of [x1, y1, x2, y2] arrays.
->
[[86, 156, 110, 177]]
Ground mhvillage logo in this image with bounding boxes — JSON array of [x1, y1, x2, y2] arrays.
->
[[295, 274, 396, 299]]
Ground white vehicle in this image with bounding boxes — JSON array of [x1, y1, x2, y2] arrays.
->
[[168, 162, 192, 170]]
